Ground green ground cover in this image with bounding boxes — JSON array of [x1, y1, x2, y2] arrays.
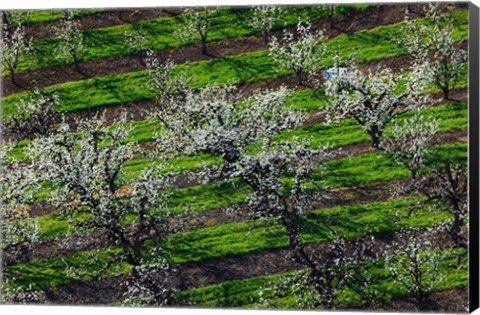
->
[[1, 9, 468, 118], [24, 9, 105, 24], [7, 196, 453, 291], [8, 5, 370, 74], [22, 142, 467, 243], [178, 247, 467, 308]]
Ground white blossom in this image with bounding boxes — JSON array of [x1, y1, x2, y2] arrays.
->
[[324, 59, 429, 148], [249, 6, 283, 44], [269, 22, 326, 86], [0, 24, 33, 86], [5, 89, 61, 139], [401, 4, 467, 100], [124, 31, 150, 66], [54, 10, 85, 73], [381, 112, 438, 179], [386, 227, 445, 307], [175, 8, 217, 55]]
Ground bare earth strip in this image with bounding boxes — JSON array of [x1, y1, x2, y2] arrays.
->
[[23, 9, 182, 41], [38, 227, 457, 307], [3, 129, 467, 267], [1, 4, 434, 96]]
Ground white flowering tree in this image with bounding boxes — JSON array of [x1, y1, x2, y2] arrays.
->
[[4, 89, 61, 140], [175, 8, 217, 55], [249, 6, 283, 44], [321, 5, 337, 29], [417, 163, 468, 248], [0, 23, 33, 86], [1, 11, 31, 31], [0, 145, 44, 303], [54, 10, 85, 74], [269, 22, 326, 86], [145, 52, 192, 105], [153, 82, 379, 308], [124, 31, 150, 66], [386, 228, 445, 309], [402, 4, 467, 100], [154, 85, 305, 167], [265, 233, 378, 309], [324, 62, 429, 149], [380, 112, 438, 179], [378, 111, 467, 248], [30, 115, 179, 305]]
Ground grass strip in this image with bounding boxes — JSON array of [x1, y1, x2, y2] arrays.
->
[[178, 247, 467, 309], [7, 196, 453, 291], [23, 142, 467, 243], [23, 9, 106, 25], [1, 9, 468, 118], [9, 5, 370, 74]]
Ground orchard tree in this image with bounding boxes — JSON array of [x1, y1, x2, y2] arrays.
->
[[4, 89, 61, 140], [54, 10, 85, 74], [269, 22, 326, 86], [145, 51, 191, 104], [153, 84, 305, 167], [379, 112, 467, 248], [175, 8, 217, 55], [0, 145, 44, 303], [416, 163, 468, 248], [402, 4, 467, 100], [380, 112, 438, 179], [324, 61, 429, 148], [321, 5, 337, 29], [249, 6, 283, 45], [0, 23, 33, 86], [386, 228, 445, 309], [30, 115, 180, 305], [256, 216, 379, 309], [124, 30, 150, 66], [153, 81, 379, 309], [1, 10, 31, 31]]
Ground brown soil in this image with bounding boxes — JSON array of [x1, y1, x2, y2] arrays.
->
[[4, 127, 467, 266], [359, 288, 469, 312], [39, 227, 457, 306], [23, 8, 182, 41], [2, 176, 406, 266], [1, 4, 435, 96]]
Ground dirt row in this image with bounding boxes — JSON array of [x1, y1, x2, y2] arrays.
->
[[36, 227, 461, 308], [20, 126, 467, 222], [1, 3, 435, 96], [3, 176, 405, 266], [4, 128, 468, 267]]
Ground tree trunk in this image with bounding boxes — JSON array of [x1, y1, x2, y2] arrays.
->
[[369, 126, 381, 149], [296, 72, 304, 86], [10, 70, 16, 86], [201, 39, 207, 55], [451, 205, 467, 248], [442, 86, 450, 100], [73, 54, 82, 74], [263, 29, 269, 45]]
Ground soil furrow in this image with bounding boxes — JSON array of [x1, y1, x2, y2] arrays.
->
[[3, 178, 405, 266], [1, 4, 434, 96], [4, 127, 467, 266], [22, 9, 181, 41], [37, 227, 457, 306]]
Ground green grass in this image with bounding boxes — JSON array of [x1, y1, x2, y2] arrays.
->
[[178, 247, 467, 309], [9, 5, 371, 74], [24, 9, 105, 24], [20, 141, 467, 243], [6, 196, 454, 291], [1, 9, 468, 118]]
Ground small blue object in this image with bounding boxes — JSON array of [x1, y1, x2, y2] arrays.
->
[[324, 67, 350, 80]]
